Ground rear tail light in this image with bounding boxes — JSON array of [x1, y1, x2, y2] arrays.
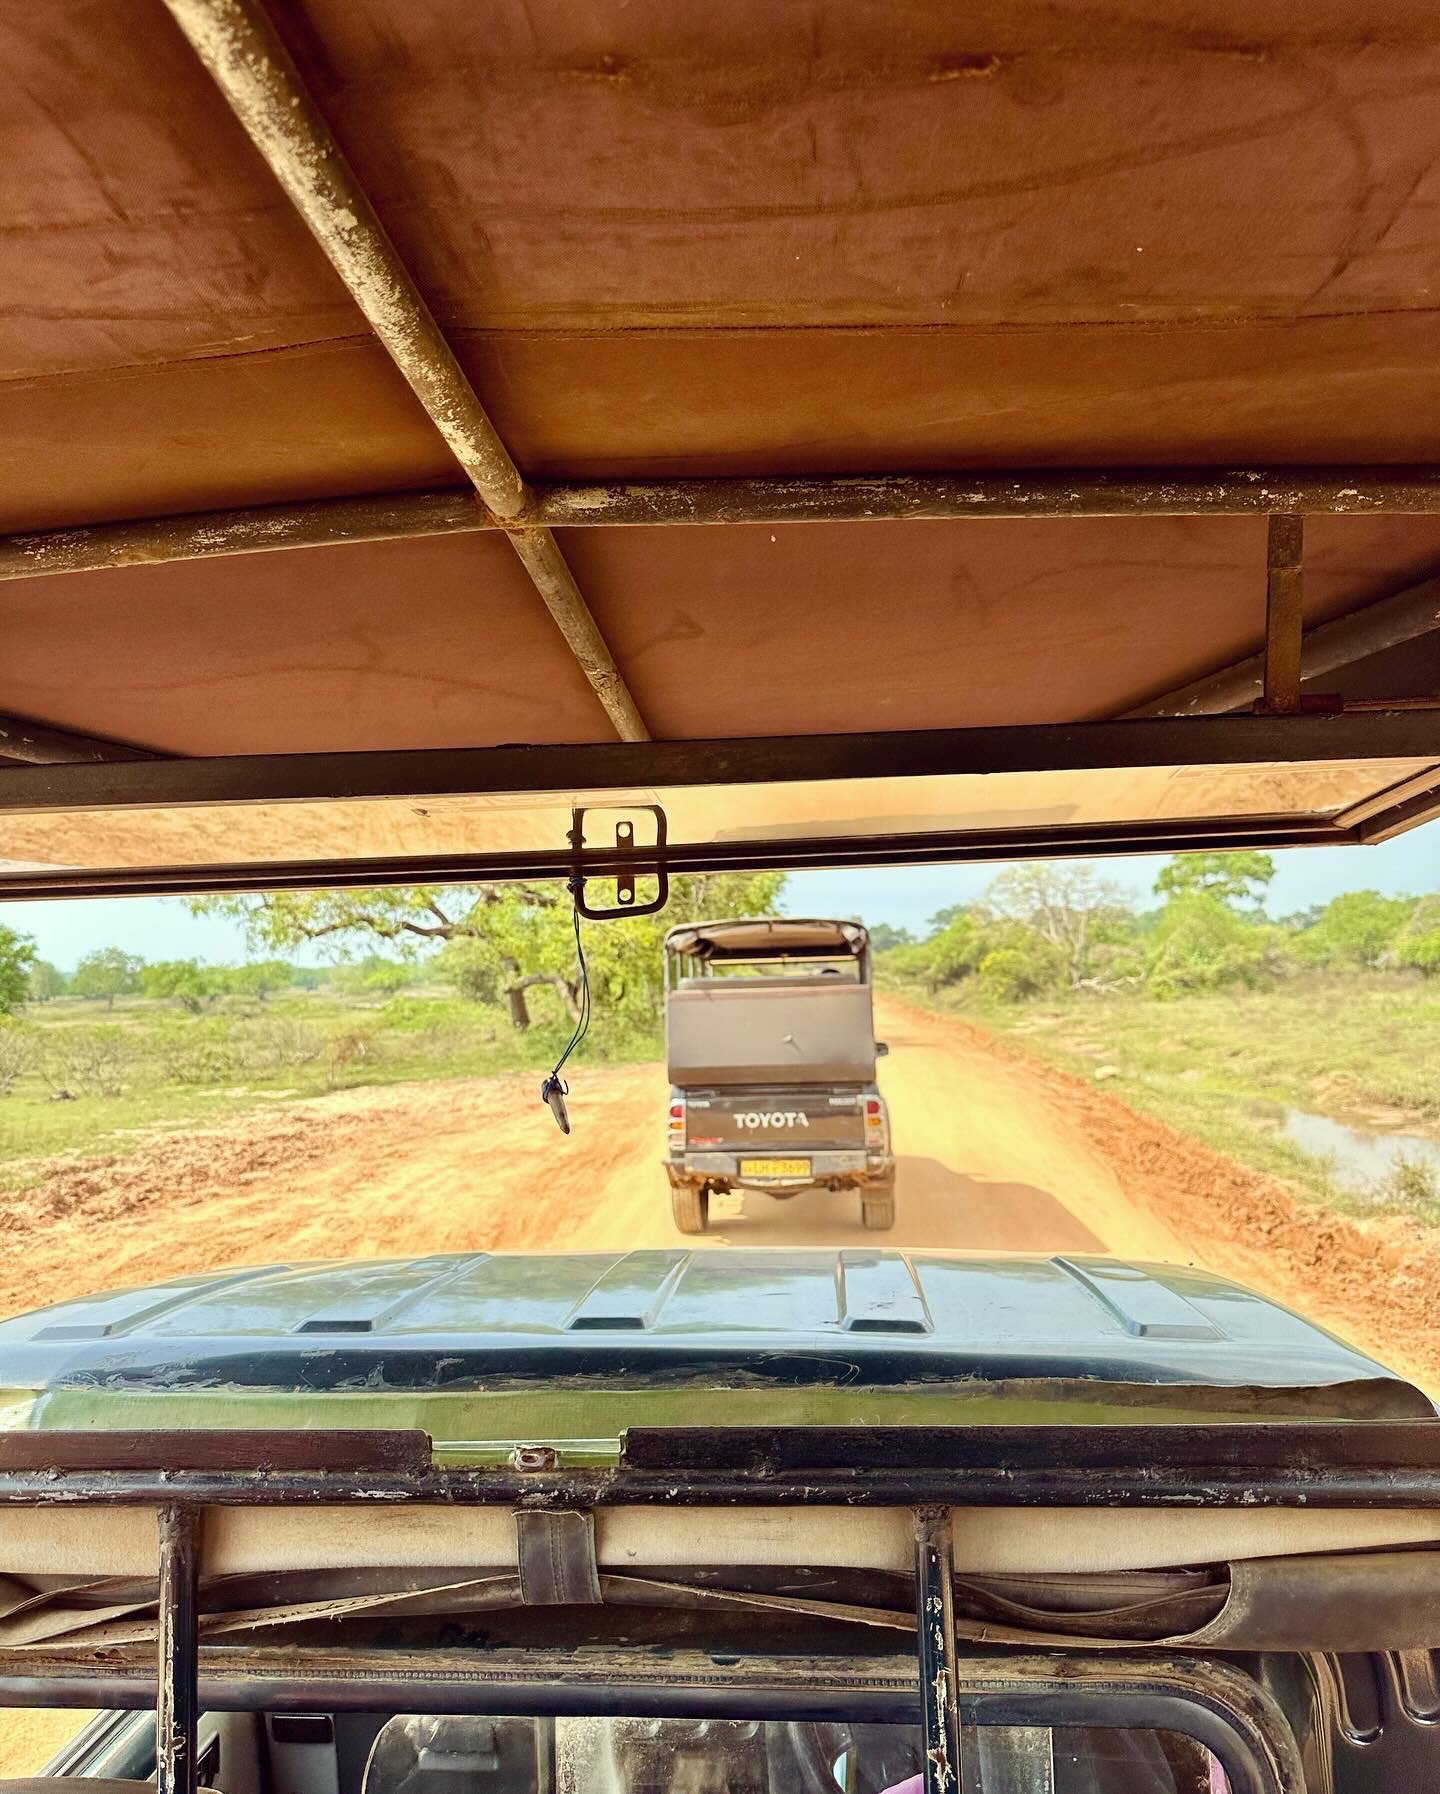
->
[[865, 1098, 884, 1139], [668, 1100, 686, 1147], [865, 1099, 882, 1116]]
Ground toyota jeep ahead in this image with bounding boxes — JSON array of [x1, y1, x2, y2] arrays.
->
[[662, 919, 896, 1235]]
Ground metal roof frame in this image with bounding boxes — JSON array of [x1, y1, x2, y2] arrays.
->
[[0, 1419, 1426, 1794], [0, 0, 1436, 868], [4, 1415, 1439, 1792], [1, 712, 1437, 899]]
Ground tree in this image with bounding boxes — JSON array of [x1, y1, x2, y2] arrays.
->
[[69, 947, 142, 1010], [1293, 891, 1414, 970], [0, 926, 37, 1015], [1394, 897, 1440, 979], [140, 959, 218, 1014], [222, 960, 296, 1002], [866, 922, 914, 952], [25, 958, 66, 1004], [1144, 890, 1282, 997], [984, 864, 1134, 989], [1154, 851, 1275, 911], [191, 873, 786, 1032], [331, 955, 417, 999]]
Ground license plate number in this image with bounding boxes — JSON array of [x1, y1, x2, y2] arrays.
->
[[740, 1158, 811, 1178]]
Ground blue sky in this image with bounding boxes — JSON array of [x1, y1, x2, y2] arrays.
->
[[5, 820, 1437, 969]]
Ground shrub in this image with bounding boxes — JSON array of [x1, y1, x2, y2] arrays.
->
[[1144, 891, 1283, 998], [146, 1018, 239, 1085], [39, 1026, 132, 1097], [233, 1015, 323, 1072], [1292, 891, 1415, 970], [323, 1024, 380, 1089], [977, 945, 1056, 1003], [0, 1021, 33, 1094], [1373, 1152, 1440, 1217], [379, 996, 483, 1035]]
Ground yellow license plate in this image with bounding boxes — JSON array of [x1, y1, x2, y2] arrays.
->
[[740, 1158, 811, 1178]]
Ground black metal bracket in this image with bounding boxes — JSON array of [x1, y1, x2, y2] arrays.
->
[[156, 1505, 200, 1794], [568, 804, 669, 919]]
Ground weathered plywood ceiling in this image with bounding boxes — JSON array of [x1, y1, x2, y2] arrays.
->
[[0, 0, 1437, 876]]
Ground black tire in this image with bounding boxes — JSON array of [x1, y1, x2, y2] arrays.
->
[[861, 1181, 896, 1231], [672, 1184, 710, 1235]]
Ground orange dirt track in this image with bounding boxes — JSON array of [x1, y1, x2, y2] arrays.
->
[[8, 999, 1440, 1396], [5, 996, 1440, 1773]]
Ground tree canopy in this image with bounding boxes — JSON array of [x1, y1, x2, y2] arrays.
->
[[69, 947, 142, 1009], [1153, 851, 1275, 910], [24, 958, 65, 1004], [0, 926, 36, 1015], [876, 857, 1438, 1003], [191, 873, 786, 1031]]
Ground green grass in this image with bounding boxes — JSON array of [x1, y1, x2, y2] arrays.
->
[[0, 987, 660, 1190], [889, 973, 1440, 1221]]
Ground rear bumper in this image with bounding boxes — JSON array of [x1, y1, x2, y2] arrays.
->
[[667, 1152, 894, 1191]]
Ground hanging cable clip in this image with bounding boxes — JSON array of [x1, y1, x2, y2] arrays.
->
[[540, 874, 590, 1135], [540, 809, 670, 1134]]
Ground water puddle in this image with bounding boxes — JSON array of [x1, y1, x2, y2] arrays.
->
[[1282, 1108, 1440, 1191]]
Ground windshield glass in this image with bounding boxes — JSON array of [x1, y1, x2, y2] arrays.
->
[[367, 1715, 1229, 1794]]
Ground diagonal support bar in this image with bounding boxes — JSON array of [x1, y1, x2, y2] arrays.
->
[[156, 1505, 201, 1794], [1261, 514, 1305, 715], [1124, 571, 1440, 717], [160, 0, 648, 743]]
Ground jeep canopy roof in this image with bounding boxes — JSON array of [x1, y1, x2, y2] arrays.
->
[[664, 919, 868, 962], [1, 0, 1438, 897]]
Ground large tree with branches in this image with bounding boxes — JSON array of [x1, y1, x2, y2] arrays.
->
[[191, 873, 785, 1031]]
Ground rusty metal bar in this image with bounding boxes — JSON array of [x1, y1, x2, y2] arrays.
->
[[1261, 514, 1305, 714], [533, 467, 1440, 526], [0, 710, 158, 767], [13, 470, 1440, 586], [160, 0, 647, 744], [156, 1505, 200, 1794], [0, 491, 488, 583], [915, 1508, 960, 1794], [1126, 571, 1440, 717]]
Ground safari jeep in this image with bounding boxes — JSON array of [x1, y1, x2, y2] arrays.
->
[[6, 1248, 1440, 1794], [663, 921, 896, 1234]]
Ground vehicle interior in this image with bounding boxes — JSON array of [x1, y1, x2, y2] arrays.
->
[[45, 1710, 1232, 1794]]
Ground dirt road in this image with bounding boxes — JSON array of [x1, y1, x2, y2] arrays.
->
[[7, 998, 1440, 1391]]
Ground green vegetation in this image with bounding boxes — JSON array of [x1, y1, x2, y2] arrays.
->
[[947, 978, 1440, 1222], [0, 926, 36, 1015], [881, 854, 1440, 1005], [0, 872, 782, 1185], [879, 854, 1440, 1222], [190, 872, 781, 1033]]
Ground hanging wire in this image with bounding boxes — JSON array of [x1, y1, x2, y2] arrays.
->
[[540, 876, 592, 1133]]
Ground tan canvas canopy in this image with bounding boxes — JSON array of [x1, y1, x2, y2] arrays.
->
[[665, 920, 867, 961], [1, 0, 1438, 892]]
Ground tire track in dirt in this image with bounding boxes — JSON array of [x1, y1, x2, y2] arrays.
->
[[3, 999, 1436, 1394]]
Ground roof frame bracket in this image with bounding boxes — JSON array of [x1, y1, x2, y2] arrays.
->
[[568, 804, 670, 920]]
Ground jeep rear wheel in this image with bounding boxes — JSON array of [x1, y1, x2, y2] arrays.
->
[[861, 1181, 896, 1231], [671, 1184, 710, 1235]]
